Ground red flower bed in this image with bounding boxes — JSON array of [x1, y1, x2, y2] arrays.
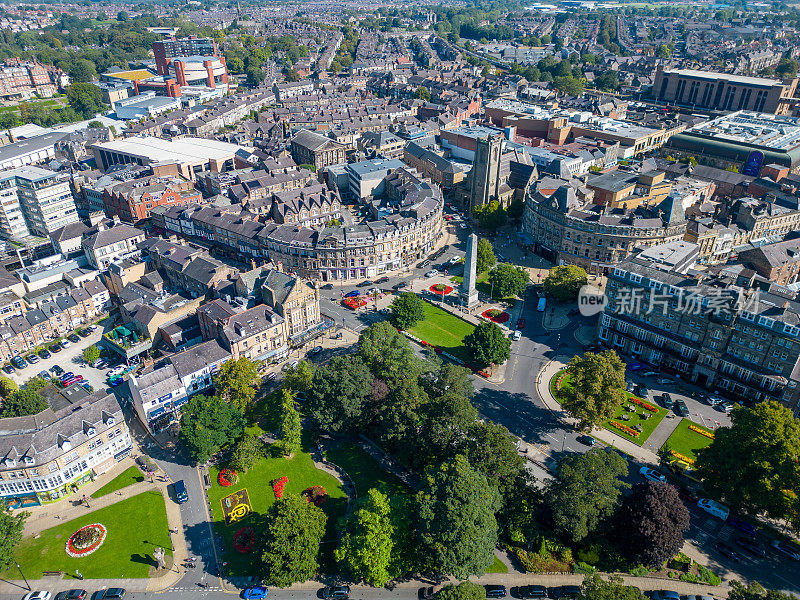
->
[[272, 476, 288, 499], [302, 486, 328, 506], [218, 468, 239, 487], [342, 297, 367, 310], [631, 396, 658, 413], [65, 523, 107, 557], [481, 309, 510, 324], [429, 283, 454, 295], [232, 526, 256, 553]]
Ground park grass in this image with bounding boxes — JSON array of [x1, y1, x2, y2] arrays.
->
[[325, 442, 409, 498], [407, 300, 475, 363], [208, 448, 347, 577], [552, 370, 667, 446], [3, 490, 171, 580], [91, 466, 145, 498], [663, 418, 714, 462], [487, 555, 509, 573]]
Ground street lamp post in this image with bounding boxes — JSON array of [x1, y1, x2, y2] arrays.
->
[[16, 563, 29, 590]]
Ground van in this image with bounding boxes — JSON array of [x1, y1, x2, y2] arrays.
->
[[537, 297, 546, 312], [698, 498, 729, 520], [174, 480, 188, 504]]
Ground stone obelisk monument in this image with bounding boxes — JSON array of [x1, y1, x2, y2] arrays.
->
[[461, 233, 479, 310]]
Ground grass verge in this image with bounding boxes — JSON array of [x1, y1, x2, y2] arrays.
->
[[91, 466, 145, 499], [407, 300, 475, 363]]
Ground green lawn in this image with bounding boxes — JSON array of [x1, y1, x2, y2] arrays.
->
[[325, 442, 408, 498], [407, 300, 475, 363], [552, 370, 668, 446], [208, 449, 347, 577], [663, 418, 714, 462], [91, 466, 145, 499], [3, 490, 171, 579], [487, 555, 509, 573]]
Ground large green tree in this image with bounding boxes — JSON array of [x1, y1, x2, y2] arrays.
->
[[0, 507, 26, 572], [543, 265, 588, 301], [472, 200, 507, 230], [0, 388, 47, 418], [614, 481, 690, 567], [82, 344, 101, 365], [561, 350, 626, 429], [579, 574, 644, 600], [727, 581, 797, 600], [307, 355, 373, 433], [359, 321, 421, 384], [464, 321, 511, 369], [277, 388, 302, 457], [434, 581, 487, 600], [282, 360, 315, 395], [65, 82, 105, 118], [460, 420, 526, 507], [390, 292, 425, 330], [476, 238, 496, 274], [545, 448, 628, 543], [0, 376, 18, 398], [335, 488, 394, 586], [214, 357, 260, 411], [417, 455, 500, 578], [259, 494, 326, 586], [488, 263, 529, 299], [229, 434, 264, 473], [697, 400, 800, 524], [179, 395, 245, 463]]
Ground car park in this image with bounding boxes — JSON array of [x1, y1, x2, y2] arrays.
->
[[712, 541, 740, 562], [640, 467, 666, 482], [728, 516, 757, 537], [698, 498, 730, 520], [322, 585, 351, 599], [67, 334, 81, 343], [519, 586, 548, 599], [484, 585, 507, 599], [38, 349, 50, 359], [771, 540, 800, 561], [735, 536, 766, 558], [242, 586, 268, 600], [2, 364, 13, 374], [424, 270, 439, 278]]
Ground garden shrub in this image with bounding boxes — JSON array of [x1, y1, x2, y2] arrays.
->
[[629, 565, 650, 577], [576, 544, 601, 565], [697, 565, 721, 586]]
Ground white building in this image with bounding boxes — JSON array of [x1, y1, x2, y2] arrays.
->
[[10, 165, 79, 237]]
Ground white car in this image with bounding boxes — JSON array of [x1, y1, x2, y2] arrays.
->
[[108, 366, 125, 377], [698, 498, 730, 521], [424, 270, 439, 278], [23, 592, 52, 600], [639, 467, 666, 482], [448, 256, 461, 265], [511, 330, 522, 341]]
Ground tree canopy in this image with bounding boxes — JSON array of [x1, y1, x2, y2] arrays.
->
[[229, 434, 265, 473], [697, 400, 800, 524], [546, 448, 628, 542], [476, 238, 496, 274], [277, 388, 302, 457], [464, 321, 511, 369], [472, 200, 507, 230], [214, 356, 260, 411], [579, 574, 645, 600], [489, 262, 529, 299], [179, 394, 245, 463], [434, 581, 487, 600], [561, 350, 626, 429], [359, 321, 421, 384], [544, 265, 588, 301], [390, 292, 426, 330], [0, 387, 47, 418], [335, 488, 395, 586], [0, 507, 26, 572], [307, 354, 374, 433]]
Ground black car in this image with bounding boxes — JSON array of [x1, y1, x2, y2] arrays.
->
[[735, 536, 766, 558], [549, 587, 580, 600], [68, 334, 81, 343], [519, 585, 548, 599], [51, 365, 64, 376], [1, 364, 13, 374], [419, 587, 435, 599], [357, 280, 373, 288], [393, 281, 408, 290], [322, 585, 350, 599], [77, 329, 91, 338], [577, 434, 596, 446], [673, 399, 690, 417], [55, 590, 87, 600], [634, 383, 649, 398], [100, 590, 126, 599], [11, 355, 26, 368], [485, 585, 507, 599], [321, 283, 334, 290], [583, 344, 601, 353], [660, 392, 673, 407], [712, 542, 740, 562], [50, 343, 62, 353], [375, 276, 390, 284], [38, 348, 51, 359]]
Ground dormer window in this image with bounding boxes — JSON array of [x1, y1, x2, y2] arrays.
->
[[87, 427, 96, 437], [5, 458, 15, 468], [23, 456, 34, 465], [60, 440, 71, 451]]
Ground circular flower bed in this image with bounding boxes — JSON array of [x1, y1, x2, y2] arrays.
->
[[481, 308, 510, 324], [218, 468, 239, 487], [232, 526, 256, 553], [302, 485, 328, 506], [66, 523, 107, 557], [429, 283, 454, 295]]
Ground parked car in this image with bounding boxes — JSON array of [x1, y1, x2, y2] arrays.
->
[[735, 536, 766, 558], [375, 276, 390, 284], [719, 402, 735, 414], [418, 587, 435, 599], [60, 372, 74, 381], [39, 370, 51, 380], [55, 590, 87, 600], [393, 282, 408, 290], [242, 586, 268, 600], [728, 516, 757, 537], [518, 585, 548, 599], [634, 383, 649, 398], [67, 334, 81, 343], [357, 280, 373, 288], [660, 392, 673, 407], [60, 339, 71, 348], [11, 355, 27, 368], [577, 435, 595, 446], [511, 330, 522, 341], [2, 364, 14, 374], [771, 540, 800, 561], [673, 399, 690, 417], [77, 329, 91, 338], [344, 290, 360, 298], [81, 383, 94, 393], [23, 592, 51, 600], [51, 365, 64, 376], [642, 370, 658, 377], [549, 586, 580, 600], [627, 382, 636, 393], [99, 590, 126, 599], [712, 542, 740, 562], [321, 585, 350, 599], [321, 283, 334, 290], [698, 498, 730, 520], [640, 467, 666, 482], [658, 377, 674, 384], [677, 488, 698, 504], [308, 346, 323, 356], [38, 349, 51, 359], [627, 361, 646, 371], [50, 343, 62, 353], [26, 354, 40, 364], [174, 480, 189, 503], [424, 270, 439, 278], [646, 591, 680, 600], [92, 359, 107, 368], [484, 585, 507, 599], [516, 318, 526, 329], [88, 324, 98, 331], [448, 256, 462, 265]]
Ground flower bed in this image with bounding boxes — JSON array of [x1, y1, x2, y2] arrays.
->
[[689, 424, 714, 439], [218, 468, 239, 487], [481, 308, 510, 324], [429, 283, 454, 295], [610, 421, 640, 438], [631, 396, 659, 413], [342, 297, 367, 310], [65, 523, 107, 557], [670, 450, 696, 465], [232, 526, 256, 553], [302, 485, 328, 506], [271, 476, 288, 499]]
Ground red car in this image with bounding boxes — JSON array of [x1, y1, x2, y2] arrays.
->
[[516, 318, 526, 330]]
